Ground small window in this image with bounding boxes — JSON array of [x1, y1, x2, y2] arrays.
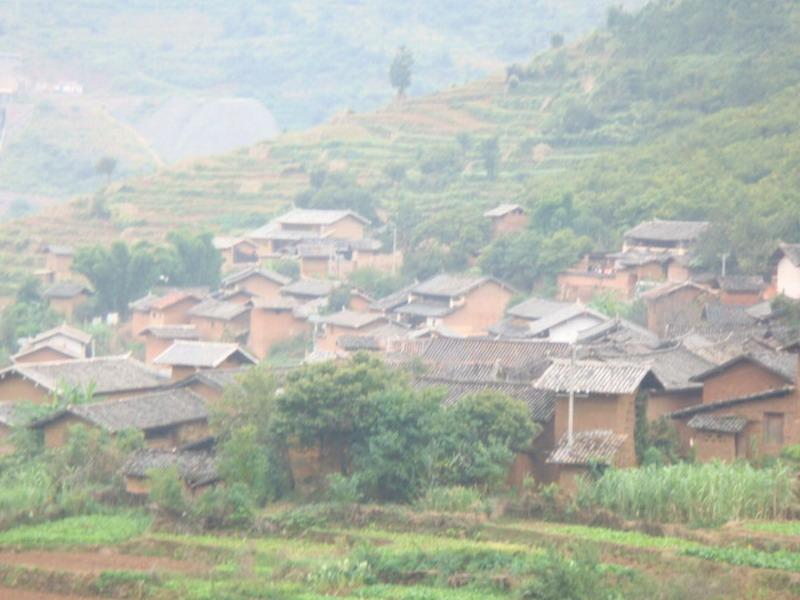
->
[[764, 413, 784, 445]]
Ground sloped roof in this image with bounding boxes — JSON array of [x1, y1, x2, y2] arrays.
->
[[703, 303, 757, 328], [275, 208, 369, 226], [413, 274, 513, 298], [281, 279, 336, 298], [718, 275, 765, 293], [687, 414, 748, 435], [641, 281, 710, 301], [129, 293, 159, 313], [213, 236, 255, 250], [247, 221, 321, 241], [42, 282, 91, 299], [183, 367, 250, 391], [394, 301, 454, 318], [489, 318, 537, 339], [420, 362, 501, 382], [484, 204, 524, 218], [421, 338, 571, 369], [11, 342, 83, 362], [0, 356, 168, 395], [188, 299, 249, 321], [222, 267, 290, 288], [153, 341, 257, 368], [670, 386, 795, 419], [627, 346, 712, 392], [507, 297, 571, 321], [24, 324, 92, 347], [547, 430, 627, 466], [369, 283, 416, 312], [150, 290, 203, 311], [624, 219, 709, 242], [526, 305, 609, 338], [690, 351, 796, 383], [141, 325, 199, 340], [536, 360, 661, 395], [318, 310, 386, 330], [36, 388, 207, 432], [416, 378, 556, 422], [575, 317, 661, 349], [123, 449, 218, 487]]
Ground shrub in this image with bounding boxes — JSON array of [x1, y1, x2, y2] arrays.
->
[[326, 473, 364, 504], [415, 486, 483, 513], [147, 467, 188, 516], [192, 483, 255, 529], [518, 547, 618, 600]]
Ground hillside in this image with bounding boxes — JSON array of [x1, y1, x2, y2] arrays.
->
[[1, 0, 799, 291]]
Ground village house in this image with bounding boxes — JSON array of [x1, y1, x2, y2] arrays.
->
[[42, 282, 92, 318], [146, 291, 205, 330], [536, 360, 663, 491], [140, 325, 200, 364], [641, 281, 715, 337], [221, 267, 290, 300], [280, 279, 337, 304], [180, 367, 250, 401], [213, 237, 259, 270], [153, 340, 257, 382], [41, 245, 75, 281], [392, 274, 516, 337], [690, 351, 796, 405], [247, 297, 313, 359], [32, 387, 209, 450], [187, 299, 250, 342], [518, 304, 609, 343], [12, 324, 93, 364], [123, 448, 218, 496], [315, 310, 388, 354], [129, 293, 159, 336], [335, 321, 411, 355], [484, 204, 528, 238], [0, 356, 169, 404], [715, 275, 765, 306], [622, 219, 709, 255], [770, 242, 800, 300]]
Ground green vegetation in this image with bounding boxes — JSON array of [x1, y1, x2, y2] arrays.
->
[[0, 513, 149, 548], [576, 461, 795, 527]]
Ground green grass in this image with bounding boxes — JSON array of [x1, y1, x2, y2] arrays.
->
[[743, 521, 800, 537], [682, 546, 800, 573], [0, 513, 151, 548]]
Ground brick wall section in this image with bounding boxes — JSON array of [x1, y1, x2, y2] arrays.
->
[[702, 362, 789, 404], [441, 281, 514, 336]]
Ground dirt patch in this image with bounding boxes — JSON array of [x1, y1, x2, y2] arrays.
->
[[0, 550, 203, 575], [0, 588, 96, 600]]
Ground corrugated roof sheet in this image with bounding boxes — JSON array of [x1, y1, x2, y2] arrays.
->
[[687, 414, 747, 434], [0, 356, 168, 395], [416, 377, 556, 422], [624, 219, 709, 242], [153, 341, 256, 368], [547, 430, 627, 465], [484, 204, 523, 218], [536, 360, 658, 395], [123, 449, 218, 486], [188, 299, 249, 321]]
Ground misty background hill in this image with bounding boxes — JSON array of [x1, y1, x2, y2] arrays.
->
[[0, 0, 644, 201]]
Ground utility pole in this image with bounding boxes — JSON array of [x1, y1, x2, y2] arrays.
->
[[391, 223, 398, 276], [568, 342, 577, 446], [719, 252, 729, 278]]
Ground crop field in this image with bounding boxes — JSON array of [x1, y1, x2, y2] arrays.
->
[[1, 510, 800, 599]]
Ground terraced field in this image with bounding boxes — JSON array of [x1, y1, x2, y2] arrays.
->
[[0, 511, 799, 598]]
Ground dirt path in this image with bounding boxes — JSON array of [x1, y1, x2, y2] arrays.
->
[[0, 587, 96, 600], [0, 550, 203, 575]]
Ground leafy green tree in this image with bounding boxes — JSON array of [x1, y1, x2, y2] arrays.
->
[[389, 45, 413, 97], [481, 136, 500, 179], [163, 230, 223, 288], [73, 241, 160, 316], [94, 156, 117, 185], [0, 280, 60, 352], [348, 268, 406, 299]]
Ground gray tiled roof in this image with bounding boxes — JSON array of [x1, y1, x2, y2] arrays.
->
[[416, 378, 556, 422], [547, 430, 627, 465], [421, 338, 571, 369], [413, 274, 511, 298], [153, 341, 257, 368], [536, 360, 659, 395], [690, 351, 796, 383], [141, 325, 199, 340], [703, 303, 757, 328], [718, 275, 765, 293], [25, 324, 93, 347], [123, 449, 218, 486], [394, 301, 453, 318], [222, 267, 290, 288], [624, 219, 709, 242], [129, 293, 159, 313], [369, 283, 416, 312], [507, 297, 571, 321], [526, 305, 608, 338], [687, 414, 747, 434], [670, 386, 795, 419], [0, 356, 168, 395], [318, 310, 385, 330], [185, 367, 250, 391], [43, 282, 90, 299], [575, 317, 661, 349], [188, 299, 249, 321], [489, 318, 536, 339], [45, 388, 208, 432], [281, 279, 337, 298], [275, 208, 369, 226]]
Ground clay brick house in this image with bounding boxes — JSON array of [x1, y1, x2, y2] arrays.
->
[[248, 297, 313, 359], [247, 209, 369, 256], [123, 448, 218, 496], [140, 325, 200, 364], [484, 204, 528, 238], [32, 388, 209, 450], [641, 281, 714, 337], [392, 274, 516, 336], [153, 340, 257, 382], [187, 299, 250, 342], [12, 324, 93, 364], [415, 377, 556, 486], [42, 282, 92, 318], [221, 267, 290, 300], [315, 310, 388, 354], [129, 293, 159, 336], [633, 347, 711, 421], [536, 360, 663, 492], [770, 242, 800, 300], [213, 237, 259, 270], [348, 290, 374, 312], [546, 430, 628, 492], [670, 386, 798, 463], [557, 253, 639, 302], [0, 356, 169, 404], [297, 242, 339, 278], [622, 219, 709, 255], [147, 291, 205, 329], [335, 321, 411, 355], [522, 305, 609, 343], [42, 245, 75, 281], [689, 351, 796, 404], [716, 275, 765, 306], [180, 367, 250, 401]]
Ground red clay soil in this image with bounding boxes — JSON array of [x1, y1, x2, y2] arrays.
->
[[0, 550, 203, 575], [0, 587, 96, 600]]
